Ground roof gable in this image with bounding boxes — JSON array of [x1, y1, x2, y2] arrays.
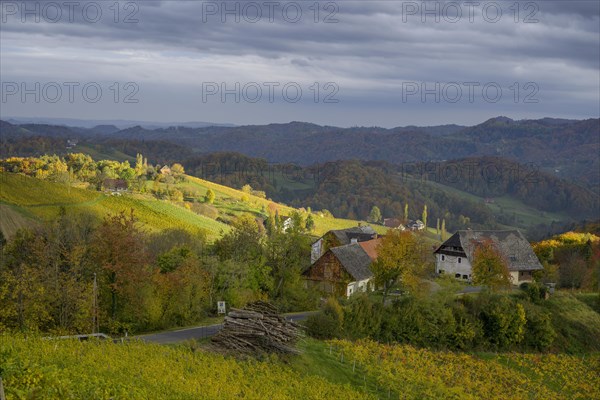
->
[[330, 243, 374, 281], [330, 226, 377, 245]]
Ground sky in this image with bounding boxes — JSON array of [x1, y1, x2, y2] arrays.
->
[[1, 0, 599, 128]]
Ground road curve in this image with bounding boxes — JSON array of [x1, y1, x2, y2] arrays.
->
[[137, 311, 317, 344]]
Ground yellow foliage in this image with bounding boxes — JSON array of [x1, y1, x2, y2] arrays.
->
[[330, 339, 600, 400]]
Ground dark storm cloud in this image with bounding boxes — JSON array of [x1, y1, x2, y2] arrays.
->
[[0, 0, 598, 126]]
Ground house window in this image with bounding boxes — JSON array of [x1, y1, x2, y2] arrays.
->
[[455, 273, 461, 278], [462, 274, 468, 280], [439, 270, 444, 274], [510, 256, 517, 262], [458, 257, 461, 263], [441, 255, 445, 261]]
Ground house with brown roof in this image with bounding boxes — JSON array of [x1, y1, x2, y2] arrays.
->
[[102, 178, 128, 193], [433, 230, 543, 284], [310, 225, 378, 263], [304, 238, 381, 297], [383, 218, 406, 230]]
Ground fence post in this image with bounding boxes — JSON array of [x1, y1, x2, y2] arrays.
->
[[0, 377, 6, 400]]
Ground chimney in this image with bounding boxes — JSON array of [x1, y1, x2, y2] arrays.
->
[[351, 238, 358, 244]]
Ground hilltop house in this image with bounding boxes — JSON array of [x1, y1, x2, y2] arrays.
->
[[433, 230, 543, 284], [383, 218, 405, 230], [311, 225, 378, 263], [280, 216, 294, 231], [303, 238, 381, 297], [406, 220, 425, 231], [160, 165, 172, 175], [102, 178, 128, 193]]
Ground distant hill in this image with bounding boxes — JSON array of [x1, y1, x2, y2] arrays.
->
[[2, 116, 598, 191], [4, 117, 235, 129]]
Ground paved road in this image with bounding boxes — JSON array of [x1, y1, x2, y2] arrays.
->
[[137, 311, 317, 344]]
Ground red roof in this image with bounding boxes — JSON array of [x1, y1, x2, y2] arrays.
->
[[358, 238, 382, 261]]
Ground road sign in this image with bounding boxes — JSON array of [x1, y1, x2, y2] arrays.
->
[[217, 301, 226, 315]]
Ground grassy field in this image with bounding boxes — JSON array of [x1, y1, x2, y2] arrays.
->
[[543, 292, 600, 353], [0, 172, 385, 241], [1, 334, 597, 400]]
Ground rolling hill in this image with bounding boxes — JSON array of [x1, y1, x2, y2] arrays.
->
[[0, 171, 387, 242]]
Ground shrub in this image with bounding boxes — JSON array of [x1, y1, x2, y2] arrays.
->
[[450, 302, 483, 350], [342, 293, 383, 339], [521, 281, 549, 303], [479, 295, 526, 348], [305, 297, 343, 339], [523, 303, 556, 350], [190, 202, 219, 219]]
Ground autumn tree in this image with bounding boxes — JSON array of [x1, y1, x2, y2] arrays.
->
[[204, 189, 215, 204], [171, 163, 185, 182], [368, 206, 382, 224], [135, 153, 146, 177], [242, 184, 252, 194], [372, 230, 429, 304], [215, 214, 264, 264], [154, 246, 210, 327], [305, 214, 315, 232], [265, 226, 312, 310], [404, 203, 409, 222], [422, 204, 428, 228], [92, 210, 152, 325], [0, 229, 48, 331], [471, 240, 511, 291]]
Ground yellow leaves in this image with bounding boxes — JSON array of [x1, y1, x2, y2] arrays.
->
[[328, 339, 599, 400], [1, 335, 371, 400]]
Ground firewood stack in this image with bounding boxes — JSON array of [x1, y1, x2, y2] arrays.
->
[[211, 301, 303, 355]]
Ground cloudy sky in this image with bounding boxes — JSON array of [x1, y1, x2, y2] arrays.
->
[[1, 0, 599, 127]]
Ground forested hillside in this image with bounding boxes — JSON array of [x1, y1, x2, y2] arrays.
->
[[174, 153, 598, 238], [2, 117, 598, 191]]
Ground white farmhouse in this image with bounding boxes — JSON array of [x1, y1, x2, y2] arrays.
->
[[433, 230, 543, 285]]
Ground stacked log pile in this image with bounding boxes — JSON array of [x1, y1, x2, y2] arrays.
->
[[211, 301, 303, 355]]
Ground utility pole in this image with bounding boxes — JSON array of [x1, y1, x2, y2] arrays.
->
[[92, 273, 99, 334]]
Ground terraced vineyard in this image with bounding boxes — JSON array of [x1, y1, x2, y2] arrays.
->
[[2, 334, 597, 400], [0, 171, 386, 241], [331, 339, 600, 400]]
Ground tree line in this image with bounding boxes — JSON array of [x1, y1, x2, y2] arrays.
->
[[0, 208, 318, 335]]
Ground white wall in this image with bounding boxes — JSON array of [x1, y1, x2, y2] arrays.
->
[[311, 239, 323, 264], [438, 254, 535, 284], [436, 253, 472, 281], [346, 278, 371, 297], [510, 271, 534, 284]]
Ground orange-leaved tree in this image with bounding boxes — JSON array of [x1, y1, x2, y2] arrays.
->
[[471, 239, 511, 291]]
